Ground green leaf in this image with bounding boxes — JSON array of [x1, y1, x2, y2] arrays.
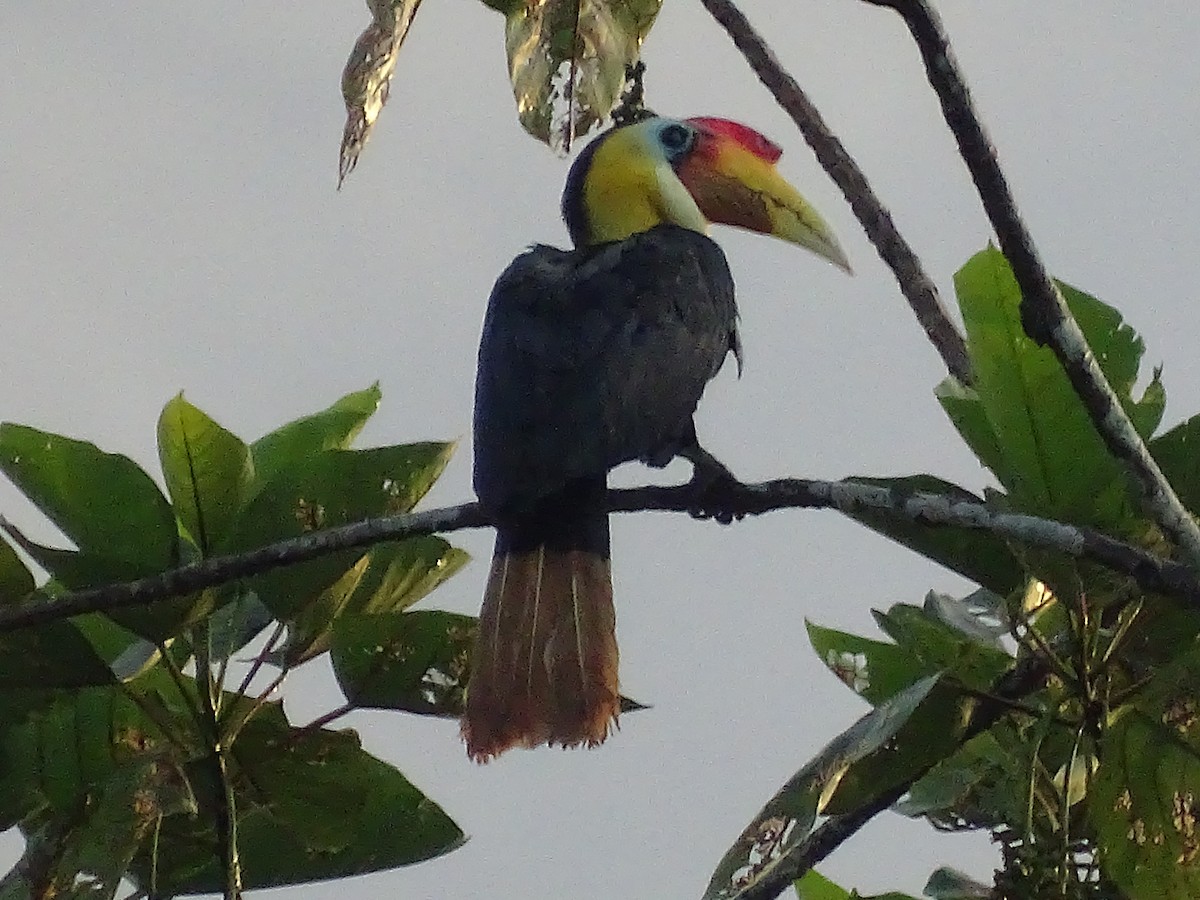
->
[[794, 871, 849, 899], [894, 727, 1025, 831], [0, 424, 177, 578], [55, 755, 195, 899], [0, 621, 114, 688], [129, 707, 464, 893], [282, 536, 469, 665], [157, 393, 253, 552], [503, 0, 661, 151], [842, 475, 1024, 596], [333, 610, 474, 716], [1091, 642, 1200, 896], [224, 443, 454, 620], [251, 384, 381, 484], [872, 601, 1011, 692], [922, 867, 991, 899], [207, 589, 274, 662], [0, 538, 34, 604], [806, 621, 926, 706], [704, 675, 949, 899], [949, 248, 1154, 532], [1152, 413, 1200, 515]]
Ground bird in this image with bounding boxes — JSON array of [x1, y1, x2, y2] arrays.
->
[[463, 115, 851, 762]]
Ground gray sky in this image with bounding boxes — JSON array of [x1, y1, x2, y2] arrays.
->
[[5, 1, 1200, 897]]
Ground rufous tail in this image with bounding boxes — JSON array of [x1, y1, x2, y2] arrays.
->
[[463, 482, 618, 762]]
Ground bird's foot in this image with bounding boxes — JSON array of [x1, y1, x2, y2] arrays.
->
[[679, 446, 745, 524]]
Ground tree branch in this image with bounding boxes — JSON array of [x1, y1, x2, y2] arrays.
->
[[696, 0, 973, 384], [862, 0, 1200, 570], [733, 653, 1050, 899], [2, 477, 1197, 634]]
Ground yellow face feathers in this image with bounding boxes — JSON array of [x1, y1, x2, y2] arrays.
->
[[577, 122, 707, 245], [562, 116, 850, 274]]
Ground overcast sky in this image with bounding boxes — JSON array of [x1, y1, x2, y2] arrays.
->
[[5, 2, 1200, 897]]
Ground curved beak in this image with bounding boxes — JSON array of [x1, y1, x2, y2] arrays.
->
[[677, 117, 852, 274]]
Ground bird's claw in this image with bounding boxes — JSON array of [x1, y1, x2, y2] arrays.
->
[[684, 463, 744, 524]]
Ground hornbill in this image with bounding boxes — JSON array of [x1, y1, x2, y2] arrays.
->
[[464, 115, 850, 762]]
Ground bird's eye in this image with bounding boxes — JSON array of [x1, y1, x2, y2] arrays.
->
[[659, 123, 693, 153]]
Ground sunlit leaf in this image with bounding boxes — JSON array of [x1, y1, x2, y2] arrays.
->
[[703, 675, 947, 899], [1091, 642, 1200, 896], [1152, 413, 1200, 514], [128, 705, 464, 893], [806, 621, 926, 705], [251, 384, 382, 483], [504, 0, 661, 151], [157, 394, 253, 553], [222, 442, 454, 621], [842, 474, 1023, 596], [339, 4, 423, 186], [794, 868, 921, 899], [333, 610, 474, 716], [0, 424, 177, 579], [948, 247, 1158, 533], [282, 536, 469, 665]]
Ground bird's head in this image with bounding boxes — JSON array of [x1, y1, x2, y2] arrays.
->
[[561, 115, 850, 272]]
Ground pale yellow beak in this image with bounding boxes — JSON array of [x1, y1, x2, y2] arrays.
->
[[677, 117, 852, 274]]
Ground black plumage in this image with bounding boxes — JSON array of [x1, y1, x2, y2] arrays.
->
[[474, 224, 739, 516], [464, 223, 739, 760]]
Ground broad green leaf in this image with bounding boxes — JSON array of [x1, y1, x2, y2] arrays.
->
[[806, 621, 926, 706], [50, 755, 195, 899], [333, 610, 474, 716], [949, 248, 1154, 532], [223, 443, 454, 620], [128, 706, 464, 893], [282, 536, 469, 665], [207, 589, 274, 662], [0, 621, 113, 688], [1058, 280, 1164, 438], [842, 475, 1024, 596], [0, 538, 33, 603], [157, 394, 253, 552], [1091, 641, 1200, 896], [0, 424, 177, 578], [935, 378, 1022, 496], [1152, 413, 1200, 515], [894, 727, 1027, 831], [794, 871, 918, 900], [503, 0, 661, 151], [1092, 710, 1200, 897], [19, 535, 213, 642], [795, 871, 851, 900], [0, 717, 43, 831], [922, 867, 991, 899], [872, 603, 1011, 692], [251, 384, 381, 484], [703, 675, 944, 899], [923, 589, 1007, 648]]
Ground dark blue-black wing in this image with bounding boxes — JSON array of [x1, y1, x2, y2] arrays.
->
[[473, 224, 738, 515]]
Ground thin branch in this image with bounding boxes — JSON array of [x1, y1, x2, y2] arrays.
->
[[696, 0, 972, 384], [2, 478, 1198, 635], [862, 0, 1200, 569], [735, 654, 1050, 899], [737, 782, 911, 900], [194, 628, 242, 899]]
